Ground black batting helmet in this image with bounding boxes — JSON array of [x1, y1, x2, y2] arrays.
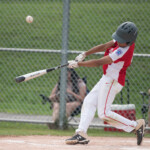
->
[[112, 22, 138, 45]]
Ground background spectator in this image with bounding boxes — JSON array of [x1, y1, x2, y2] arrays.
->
[[49, 68, 87, 123]]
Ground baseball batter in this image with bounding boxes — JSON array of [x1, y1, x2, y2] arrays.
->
[[66, 22, 145, 146]]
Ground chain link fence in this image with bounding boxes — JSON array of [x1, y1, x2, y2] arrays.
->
[[0, 0, 150, 129]]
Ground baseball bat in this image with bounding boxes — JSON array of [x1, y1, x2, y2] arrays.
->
[[15, 63, 69, 83]]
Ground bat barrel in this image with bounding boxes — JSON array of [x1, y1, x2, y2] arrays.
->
[[15, 69, 47, 83], [15, 76, 25, 83], [15, 63, 68, 83]]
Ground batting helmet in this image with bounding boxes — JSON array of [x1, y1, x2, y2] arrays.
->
[[112, 22, 138, 45]]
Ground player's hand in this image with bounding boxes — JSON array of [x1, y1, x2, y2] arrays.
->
[[68, 60, 79, 68], [75, 52, 86, 62]]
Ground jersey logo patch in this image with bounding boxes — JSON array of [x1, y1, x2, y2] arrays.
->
[[116, 49, 123, 56]]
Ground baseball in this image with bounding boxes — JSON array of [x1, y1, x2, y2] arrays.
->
[[26, 15, 33, 23]]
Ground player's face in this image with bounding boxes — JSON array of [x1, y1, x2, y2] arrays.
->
[[117, 42, 128, 47]]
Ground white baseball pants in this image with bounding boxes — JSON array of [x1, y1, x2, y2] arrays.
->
[[76, 75, 137, 133]]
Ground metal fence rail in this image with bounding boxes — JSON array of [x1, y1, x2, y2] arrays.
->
[[1, 47, 150, 57]]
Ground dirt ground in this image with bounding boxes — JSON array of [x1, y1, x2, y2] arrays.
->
[[0, 135, 150, 150]]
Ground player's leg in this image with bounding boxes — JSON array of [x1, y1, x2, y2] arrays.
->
[[66, 79, 102, 144], [97, 75, 145, 145], [97, 75, 136, 131]]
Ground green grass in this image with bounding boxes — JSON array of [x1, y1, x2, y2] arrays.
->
[[0, 121, 150, 138]]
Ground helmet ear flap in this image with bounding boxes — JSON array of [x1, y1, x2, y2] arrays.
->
[[126, 41, 134, 46], [126, 42, 130, 45], [127, 30, 138, 45]]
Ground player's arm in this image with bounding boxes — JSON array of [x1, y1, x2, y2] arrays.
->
[[75, 40, 115, 62], [68, 46, 130, 68], [68, 55, 113, 68], [78, 55, 113, 67], [85, 40, 115, 56]]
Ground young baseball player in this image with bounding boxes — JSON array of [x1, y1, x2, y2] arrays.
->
[[66, 22, 145, 146]]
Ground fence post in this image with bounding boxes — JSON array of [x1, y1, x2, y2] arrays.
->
[[59, 0, 70, 129]]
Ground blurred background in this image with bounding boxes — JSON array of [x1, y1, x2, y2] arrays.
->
[[0, 0, 150, 129]]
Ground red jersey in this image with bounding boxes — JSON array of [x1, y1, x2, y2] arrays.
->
[[103, 41, 135, 86]]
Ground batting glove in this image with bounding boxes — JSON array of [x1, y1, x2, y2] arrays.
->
[[75, 52, 86, 62], [68, 60, 79, 68]]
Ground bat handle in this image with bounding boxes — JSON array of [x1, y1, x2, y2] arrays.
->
[[47, 63, 69, 72], [60, 63, 69, 68]]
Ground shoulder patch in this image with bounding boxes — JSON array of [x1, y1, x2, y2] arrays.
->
[[116, 49, 123, 56]]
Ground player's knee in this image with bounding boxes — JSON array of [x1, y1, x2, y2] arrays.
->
[[98, 110, 111, 120], [98, 111, 105, 120]]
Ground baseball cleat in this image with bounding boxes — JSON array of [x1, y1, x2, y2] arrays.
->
[[135, 119, 145, 145], [65, 132, 89, 145]]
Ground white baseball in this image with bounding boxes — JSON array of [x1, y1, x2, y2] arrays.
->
[[26, 15, 33, 23]]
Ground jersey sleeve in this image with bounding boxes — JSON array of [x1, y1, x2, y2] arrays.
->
[[109, 46, 130, 61]]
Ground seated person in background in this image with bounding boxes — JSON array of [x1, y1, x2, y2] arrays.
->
[[49, 68, 87, 123]]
